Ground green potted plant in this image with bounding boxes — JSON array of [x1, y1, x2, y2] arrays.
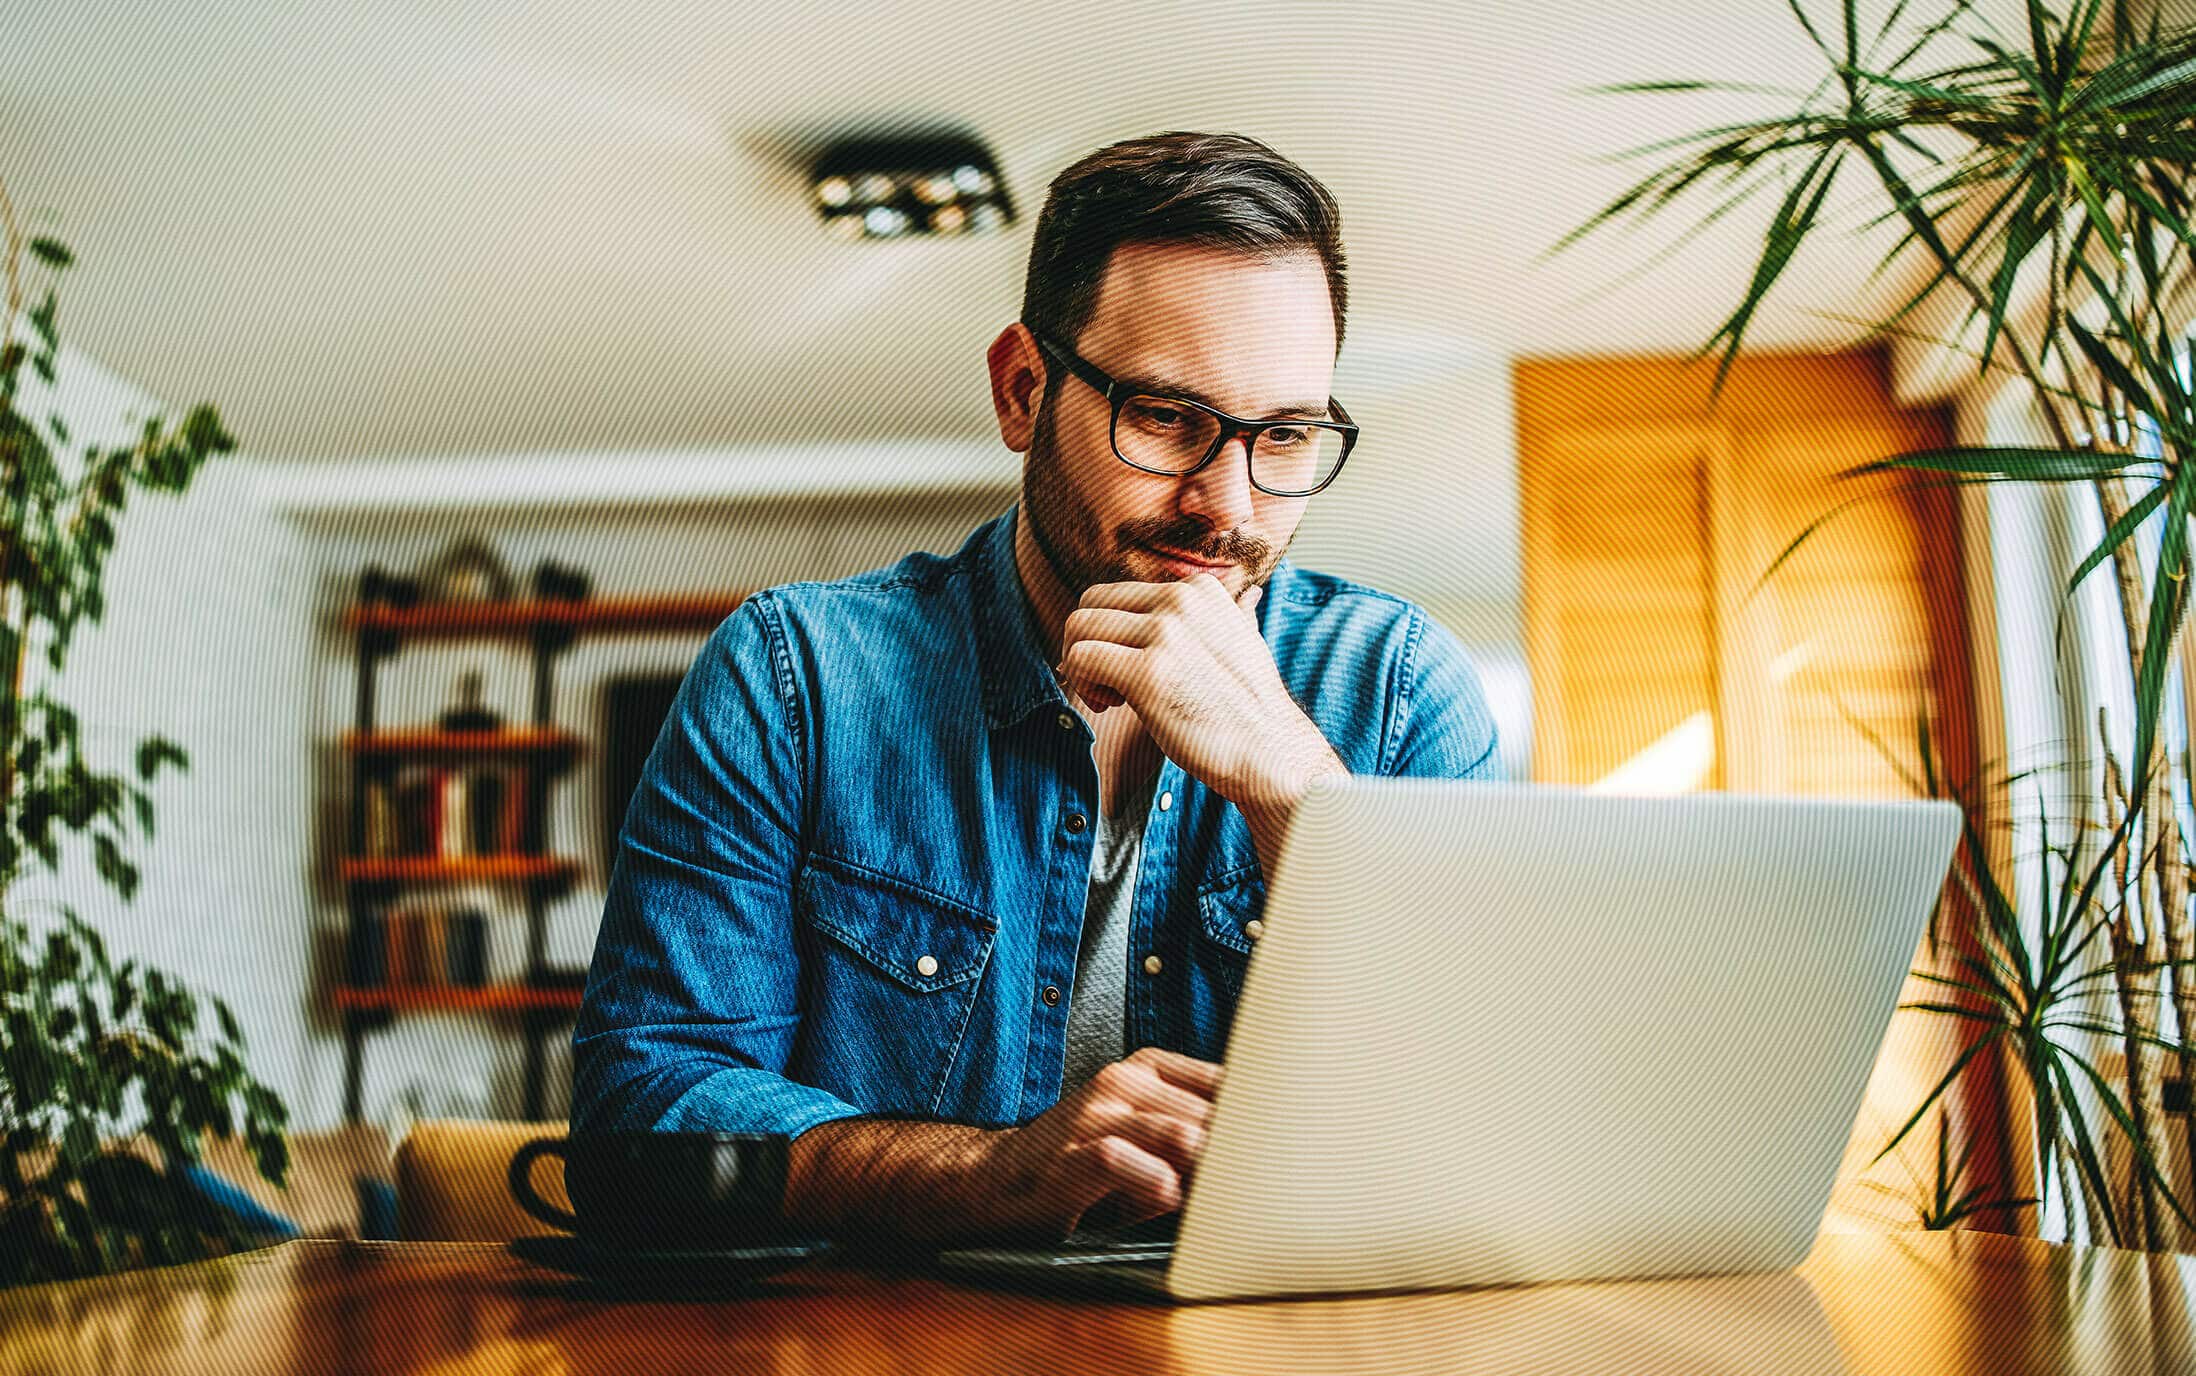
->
[[1559, 0, 2196, 1249], [0, 175, 289, 1285]]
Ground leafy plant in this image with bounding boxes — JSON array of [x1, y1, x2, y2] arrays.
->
[[0, 176, 288, 1285], [1852, 710, 2196, 1246], [1, 909, 288, 1283], [1859, 1108, 2039, 1229], [1560, 0, 2196, 1248]]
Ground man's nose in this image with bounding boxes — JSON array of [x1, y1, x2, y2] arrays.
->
[[1177, 431, 1259, 531]]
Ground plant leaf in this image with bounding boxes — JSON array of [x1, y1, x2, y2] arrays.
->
[[2065, 480, 2167, 600], [1847, 446, 2151, 481], [1868, 1028, 2007, 1167], [1704, 147, 1847, 397], [2064, 314, 2159, 423], [2127, 475, 2192, 803], [2058, 1047, 2196, 1235]]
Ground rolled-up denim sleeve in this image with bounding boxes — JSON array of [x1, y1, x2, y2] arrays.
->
[[571, 593, 865, 1138], [1388, 608, 1502, 781]]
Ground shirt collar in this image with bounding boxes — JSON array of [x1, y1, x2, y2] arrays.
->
[[971, 501, 1072, 731]]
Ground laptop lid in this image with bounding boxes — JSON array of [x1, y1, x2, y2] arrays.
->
[[1167, 779, 1960, 1301]]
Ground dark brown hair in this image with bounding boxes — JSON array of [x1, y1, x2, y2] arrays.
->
[[1018, 131, 1347, 401]]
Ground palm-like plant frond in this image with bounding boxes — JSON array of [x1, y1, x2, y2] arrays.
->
[[1850, 715, 2196, 1244], [1860, 1109, 2040, 1229], [1562, 0, 2196, 1247]]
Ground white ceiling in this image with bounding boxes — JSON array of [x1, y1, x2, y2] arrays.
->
[[2, 0, 1994, 462]]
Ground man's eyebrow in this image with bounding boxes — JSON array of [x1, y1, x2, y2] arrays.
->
[[1115, 371, 1334, 420]]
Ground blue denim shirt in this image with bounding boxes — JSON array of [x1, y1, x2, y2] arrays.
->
[[572, 503, 1500, 1137]]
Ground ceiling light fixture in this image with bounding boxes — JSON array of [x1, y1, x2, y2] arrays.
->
[[810, 133, 1014, 240]]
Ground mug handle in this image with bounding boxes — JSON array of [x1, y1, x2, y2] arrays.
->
[[508, 1137, 579, 1231]]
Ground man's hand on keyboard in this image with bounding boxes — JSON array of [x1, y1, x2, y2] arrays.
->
[[971, 1046, 1221, 1239]]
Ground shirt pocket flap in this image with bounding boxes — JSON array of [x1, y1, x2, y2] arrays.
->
[[797, 858, 996, 993], [1196, 866, 1267, 958]]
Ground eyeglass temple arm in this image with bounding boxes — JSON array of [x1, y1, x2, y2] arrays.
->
[[1029, 320, 1354, 436]]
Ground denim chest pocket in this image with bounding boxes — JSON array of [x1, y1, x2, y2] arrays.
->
[[799, 857, 994, 990], [795, 855, 997, 1114]]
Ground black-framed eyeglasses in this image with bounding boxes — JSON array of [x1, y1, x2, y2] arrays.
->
[[1026, 324, 1357, 498]]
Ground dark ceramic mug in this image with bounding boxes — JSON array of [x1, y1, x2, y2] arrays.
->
[[508, 1131, 794, 1249]]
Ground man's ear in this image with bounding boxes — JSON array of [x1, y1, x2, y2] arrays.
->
[[986, 324, 1046, 452]]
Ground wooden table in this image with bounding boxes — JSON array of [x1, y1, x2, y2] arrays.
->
[[2, 1228, 2191, 1374]]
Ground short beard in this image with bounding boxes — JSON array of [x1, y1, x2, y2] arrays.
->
[[1022, 395, 1287, 598], [1022, 393, 1113, 594]]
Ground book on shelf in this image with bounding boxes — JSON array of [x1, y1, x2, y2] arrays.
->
[[363, 777, 400, 858], [390, 907, 438, 988], [497, 769, 524, 853], [385, 906, 420, 987], [417, 906, 449, 987], [346, 905, 387, 987], [436, 773, 470, 858], [351, 904, 490, 993], [392, 766, 442, 857], [446, 908, 488, 986], [467, 770, 507, 855], [388, 763, 523, 861]]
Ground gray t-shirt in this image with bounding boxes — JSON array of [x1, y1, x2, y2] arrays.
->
[[1059, 777, 1158, 1096]]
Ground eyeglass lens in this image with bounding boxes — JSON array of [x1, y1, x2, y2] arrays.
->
[[1114, 395, 1346, 494]]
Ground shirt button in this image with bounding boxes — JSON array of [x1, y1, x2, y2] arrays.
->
[[1041, 984, 1061, 1006], [1244, 919, 1265, 941], [1065, 812, 1088, 834], [1158, 790, 1173, 812], [1057, 712, 1075, 732], [915, 954, 939, 978], [1142, 954, 1163, 977]]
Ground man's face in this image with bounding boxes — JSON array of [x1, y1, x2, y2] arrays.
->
[[1022, 242, 1337, 600]]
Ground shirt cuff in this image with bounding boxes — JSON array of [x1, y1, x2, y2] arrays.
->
[[654, 1066, 869, 1139]]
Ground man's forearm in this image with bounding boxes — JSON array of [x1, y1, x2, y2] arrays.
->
[[783, 1116, 1006, 1246]]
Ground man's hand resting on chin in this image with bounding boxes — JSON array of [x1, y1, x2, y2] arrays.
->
[[783, 1047, 1223, 1245], [1057, 572, 1346, 864]]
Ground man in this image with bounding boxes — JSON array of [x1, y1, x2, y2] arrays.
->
[[573, 130, 1500, 1246]]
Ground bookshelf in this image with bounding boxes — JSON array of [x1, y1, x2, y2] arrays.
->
[[335, 581, 746, 1122], [338, 855, 583, 884], [344, 726, 585, 759], [343, 595, 753, 638], [333, 985, 584, 1013]]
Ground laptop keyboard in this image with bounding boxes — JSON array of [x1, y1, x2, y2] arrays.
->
[[1041, 1241, 1175, 1267]]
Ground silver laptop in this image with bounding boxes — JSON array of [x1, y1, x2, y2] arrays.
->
[[937, 777, 1961, 1301]]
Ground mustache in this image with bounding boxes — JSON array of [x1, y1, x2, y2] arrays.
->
[[1117, 518, 1270, 568]]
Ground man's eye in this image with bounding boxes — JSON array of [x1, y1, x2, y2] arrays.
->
[[1263, 426, 1311, 446], [1127, 401, 1189, 428]]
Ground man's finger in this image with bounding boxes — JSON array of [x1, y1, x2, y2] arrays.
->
[[1085, 1103, 1207, 1179], [1113, 1067, 1217, 1127], [1077, 579, 1174, 612], [1130, 1046, 1225, 1096], [1078, 573, 1224, 612], [1062, 606, 1160, 650], [1108, 1055, 1221, 1121], [1238, 584, 1263, 619], [1060, 639, 1145, 710], [1076, 685, 1125, 711], [1054, 1137, 1183, 1233]]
